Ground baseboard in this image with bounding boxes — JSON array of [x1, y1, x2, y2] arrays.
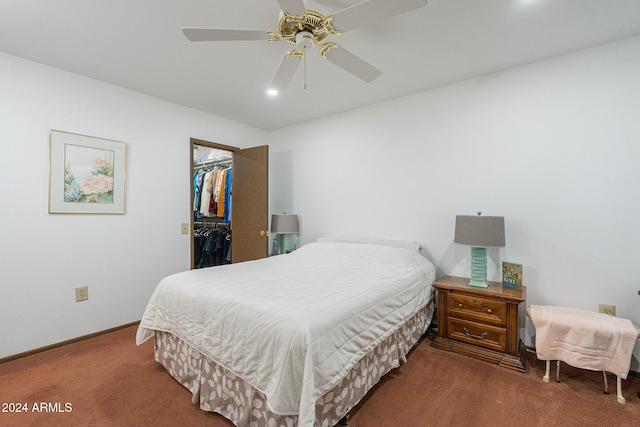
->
[[0, 321, 140, 365]]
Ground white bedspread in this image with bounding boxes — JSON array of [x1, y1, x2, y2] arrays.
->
[[137, 242, 434, 427]]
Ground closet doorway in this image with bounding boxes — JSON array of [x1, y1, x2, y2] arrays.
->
[[191, 138, 269, 269]]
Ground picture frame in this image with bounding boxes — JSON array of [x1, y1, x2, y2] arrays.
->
[[502, 262, 523, 290], [49, 130, 126, 214]]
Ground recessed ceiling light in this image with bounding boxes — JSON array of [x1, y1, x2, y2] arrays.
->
[[267, 88, 278, 96]]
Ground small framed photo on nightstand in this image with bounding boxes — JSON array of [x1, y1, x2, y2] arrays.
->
[[502, 262, 523, 290]]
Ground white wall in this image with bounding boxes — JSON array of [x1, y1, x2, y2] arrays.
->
[[2, 34, 639, 369], [0, 52, 268, 358], [268, 36, 640, 368]]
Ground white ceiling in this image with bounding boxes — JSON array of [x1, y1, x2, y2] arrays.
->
[[2, 0, 640, 131]]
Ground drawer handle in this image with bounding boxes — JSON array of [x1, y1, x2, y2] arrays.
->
[[463, 327, 488, 340], [458, 304, 493, 314]]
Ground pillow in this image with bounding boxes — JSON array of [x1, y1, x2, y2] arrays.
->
[[317, 235, 421, 253]]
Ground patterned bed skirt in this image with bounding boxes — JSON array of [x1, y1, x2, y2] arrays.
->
[[154, 302, 433, 427]]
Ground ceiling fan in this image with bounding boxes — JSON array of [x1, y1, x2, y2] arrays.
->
[[182, 0, 429, 94]]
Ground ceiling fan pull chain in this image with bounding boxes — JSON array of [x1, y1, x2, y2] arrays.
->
[[304, 52, 307, 90]]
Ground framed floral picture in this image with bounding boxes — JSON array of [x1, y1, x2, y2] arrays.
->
[[49, 130, 126, 214]]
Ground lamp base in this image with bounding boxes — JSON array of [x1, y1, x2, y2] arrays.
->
[[468, 278, 489, 288], [469, 247, 488, 287], [278, 234, 297, 254]]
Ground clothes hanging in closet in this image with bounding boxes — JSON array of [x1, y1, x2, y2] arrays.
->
[[223, 168, 232, 223], [194, 227, 231, 268], [193, 165, 232, 222]]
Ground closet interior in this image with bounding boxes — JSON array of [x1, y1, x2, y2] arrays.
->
[[192, 144, 233, 269]]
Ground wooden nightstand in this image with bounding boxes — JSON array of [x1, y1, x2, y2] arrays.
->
[[431, 275, 526, 372]]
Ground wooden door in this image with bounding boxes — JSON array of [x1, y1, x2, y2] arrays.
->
[[190, 139, 268, 268], [231, 145, 269, 262]]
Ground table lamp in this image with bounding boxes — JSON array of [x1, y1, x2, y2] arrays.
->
[[454, 213, 505, 287], [271, 214, 299, 254]]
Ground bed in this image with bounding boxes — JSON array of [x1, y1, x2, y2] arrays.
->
[[136, 237, 436, 427]]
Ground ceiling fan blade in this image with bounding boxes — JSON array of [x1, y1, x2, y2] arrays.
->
[[269, 54, 302, 93], [324, 46, 382, 83], [331, 0, 428, 32], [182, 28, 269, 42], [276, 0, 307, 16]]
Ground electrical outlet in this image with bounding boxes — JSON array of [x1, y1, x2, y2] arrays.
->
[[75, 286, 88, 302], [181, 222, 189, 234], [598, 304, 615, 316]]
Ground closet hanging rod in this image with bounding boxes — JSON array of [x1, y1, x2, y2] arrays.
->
[[193, 220, 229, 227], [194, 158, 232, 169]]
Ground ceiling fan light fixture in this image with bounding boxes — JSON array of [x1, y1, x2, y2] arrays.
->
[[296, 31, 314, 50]]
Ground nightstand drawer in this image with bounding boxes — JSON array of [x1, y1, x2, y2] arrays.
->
[[447, 293, 507, 326], [432, 276, 526, 372], [447, 317, 507, 352]]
